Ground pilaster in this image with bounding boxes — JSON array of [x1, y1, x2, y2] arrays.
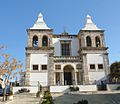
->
[[48, 52, 54, 86], [103, 53, 110, 77], [25, 53, 30, 86], [82, 54, 89, 84]]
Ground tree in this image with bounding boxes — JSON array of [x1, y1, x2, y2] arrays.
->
[[110, 61, 120, 83], [0, 53, 22, 101]]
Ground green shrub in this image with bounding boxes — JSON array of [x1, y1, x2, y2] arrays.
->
[[36, 91, 41, 97], [69, 86, 79, 91], [41, 90, 54, 104], [116, 86, 120, 90]]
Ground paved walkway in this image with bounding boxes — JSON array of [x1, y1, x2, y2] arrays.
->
[[0, 93, 40, 104], [54, 93, 120, 104], [0, 92, 120, 104]]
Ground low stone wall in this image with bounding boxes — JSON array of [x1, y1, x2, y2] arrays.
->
[[50, 86, 69, 93], [79, 85, 97, 92], [107, 84, 120, 91], [13, 85, 97, 94], [13, 86, 38, 94], [50, 85, 97, 93]]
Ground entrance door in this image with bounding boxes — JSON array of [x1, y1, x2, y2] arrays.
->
[[63, 65, 74, 85], [64, 72, 72, 85]]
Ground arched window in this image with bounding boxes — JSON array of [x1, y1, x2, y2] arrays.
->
[[86, 36, 92, 47], [32, 36, 38, 47], [95, 36, 101, 47], [42, 36, 48, 47]]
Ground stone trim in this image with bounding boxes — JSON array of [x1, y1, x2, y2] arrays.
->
[[26, 47, 54, 50], [52, 34, 77, 38], [27, 29, 53, 32], [30, 70, 48, 73], [79, 30, 104, 33], [81, 47, 108, 50], [26, 48, 54, 54]]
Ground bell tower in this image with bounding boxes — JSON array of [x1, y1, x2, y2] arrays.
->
[[25, 13, 53, 86], [78, 15, 109, 84]]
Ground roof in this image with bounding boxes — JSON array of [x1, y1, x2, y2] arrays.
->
[[30, 13, 51, 30], [82, 15, 101, 30]]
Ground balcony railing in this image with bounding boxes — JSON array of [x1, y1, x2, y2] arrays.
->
[[53, 56, 82, 62]]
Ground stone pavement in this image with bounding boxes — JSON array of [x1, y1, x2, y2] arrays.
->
[[53, 93, 120, 104], [0, 92, 120, 104], [0, 93, 40, 104]]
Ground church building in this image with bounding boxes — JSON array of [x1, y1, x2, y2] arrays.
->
[[25, 13, 109, 87]]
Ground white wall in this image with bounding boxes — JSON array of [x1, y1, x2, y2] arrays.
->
[[87, 54, 106, 84], [52, 38, 61, 56], [107, 84, 120, 91], [87, 54, 103, 66], [88, 72, 106, 84], [71, 38, 79, 56], [50, 86, 70, 93], [52, 37, 79, 56], [30, 54, 48, 86], [79, 85, 97, 92], [30, 73, 48, 86], [30, 54, 48, 71]]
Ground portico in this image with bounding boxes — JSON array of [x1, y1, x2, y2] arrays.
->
[[54, 64, 81, 85]]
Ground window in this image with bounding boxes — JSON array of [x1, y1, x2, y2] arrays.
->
[[41, 65, 47, 70], [90, 64, 95, 70], [95, 36, 101, 47], [42, 36, 48, 47], [33, 65, 38, 70], [61, 43, 70, 56], [32, 36, 38, 47], [98, 64, 103, 69], [55, 65, 61, 70], [76, 64, 82, 70], [86, 36, 92, 47]]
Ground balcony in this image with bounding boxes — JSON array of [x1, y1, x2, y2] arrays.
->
[[53, 56, 82, 63]]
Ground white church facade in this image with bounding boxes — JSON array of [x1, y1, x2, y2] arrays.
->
[[25, 13, 109, 87]]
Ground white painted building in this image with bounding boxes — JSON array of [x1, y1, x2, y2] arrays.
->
[[25, 13, 109, 87]]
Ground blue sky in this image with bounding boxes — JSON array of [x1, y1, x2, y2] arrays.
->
[[0, 0, 120, 68]]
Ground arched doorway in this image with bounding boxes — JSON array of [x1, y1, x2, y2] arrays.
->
[[63, 65, 74, 85]]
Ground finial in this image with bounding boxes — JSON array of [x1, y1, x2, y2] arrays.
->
[[86, 14, 93, 24], [62, 26, 68, 35], [38, 13, 43, 17], [63, 26, 67, 33]]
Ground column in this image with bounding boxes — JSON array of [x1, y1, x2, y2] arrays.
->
[[54, 72, 56, 85], [74, 72, 77, 85], [60, 72, 62, 85], [38, 35, 42, 47], [61, 72, 64, 85]]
